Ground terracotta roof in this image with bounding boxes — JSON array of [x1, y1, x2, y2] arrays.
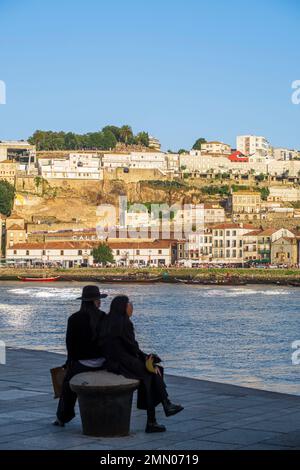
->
[[243, 230, 261, 236], [7, 213, 24, 220], [257, 228, 279, 236], [211, 223, 255, 230], [7, 224, 24, 231]]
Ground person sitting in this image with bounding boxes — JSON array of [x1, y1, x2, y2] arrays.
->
[[102, 295, 183, 433], [53, 285, 107, 427]]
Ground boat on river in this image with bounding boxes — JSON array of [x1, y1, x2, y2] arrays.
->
[[18, 275, 61, 282]]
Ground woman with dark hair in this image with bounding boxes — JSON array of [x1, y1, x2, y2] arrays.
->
[[53, 285, 107, 427], [102, 295, 183, 433]]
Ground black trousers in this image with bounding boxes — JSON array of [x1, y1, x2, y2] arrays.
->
[[56, 361, 104, 424], [142, 370, 168, 422]]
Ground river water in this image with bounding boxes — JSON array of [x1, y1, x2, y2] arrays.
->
[[0, 281, 299, 395]]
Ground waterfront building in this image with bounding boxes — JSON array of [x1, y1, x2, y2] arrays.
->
[[211, 223, 254, 264], [185, 228, 213, 264], [236, 135, 269, 157], [6, 239, 177, 267], [271, 237, 299, 266], [0, 160, 16, 185], [5, 213, 27, 249], [243, 230, 261, 262]]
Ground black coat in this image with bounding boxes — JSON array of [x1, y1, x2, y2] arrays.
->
[[66, 309, 106, 362], [103, 317, 166, 410]]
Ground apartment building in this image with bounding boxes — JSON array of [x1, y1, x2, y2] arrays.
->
[[237, 135, 269, 157], [211, 223, 254, 264], [186, 229, 213, 263]]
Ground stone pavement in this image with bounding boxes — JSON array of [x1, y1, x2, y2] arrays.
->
[[0, 348, 300, 450]]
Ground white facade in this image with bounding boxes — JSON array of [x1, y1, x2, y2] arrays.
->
[[212, 224, 254, 264], [237, 135, 269, 157], [101, 152, 167, 170], [186, 230, 213, 262], [273, 148, 298, 161], [268, 186, 300, 202], [7, 240, 175, 267], [179, 152, 267, 175], [38, 153, 103, 179]]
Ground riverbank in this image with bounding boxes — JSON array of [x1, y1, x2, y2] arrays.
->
[[1, 348, 300, 450], [1, 266, 300, 285]]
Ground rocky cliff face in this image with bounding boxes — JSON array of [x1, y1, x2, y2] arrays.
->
[[14, 177, 213, 223]]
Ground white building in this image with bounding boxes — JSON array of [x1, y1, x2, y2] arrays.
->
[[186, 229, 213, 263], [7, 240, 177, 267], [237, 135, 269, 157], [101, 152, 167, 171], [201, 141, 231, 155], [273, 148, 298, 161], [38, 153, 103, 179], [212, 223, 255, 264]]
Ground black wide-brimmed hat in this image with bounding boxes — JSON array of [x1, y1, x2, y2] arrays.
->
[[77, 285, 108, 301]]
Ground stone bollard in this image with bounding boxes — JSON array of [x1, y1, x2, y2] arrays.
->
[[70, 371, 139, 437]]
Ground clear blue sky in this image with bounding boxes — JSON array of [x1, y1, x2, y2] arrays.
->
[[0, 0, 300, 150]]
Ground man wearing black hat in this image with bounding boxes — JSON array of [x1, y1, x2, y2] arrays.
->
[[54, 286, 108, 427]]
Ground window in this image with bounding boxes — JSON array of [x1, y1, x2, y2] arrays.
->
[[116, 250, 120, 256], [26, 250, 29, 256], [78, 250, 82, 255], [60, 250, 64, 256], [158, 250, 162, 255], [42, 250, 46, 256], [136, 250, 140, 255]]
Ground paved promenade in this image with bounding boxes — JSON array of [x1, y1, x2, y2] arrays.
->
[[0, 348, 300, 450]]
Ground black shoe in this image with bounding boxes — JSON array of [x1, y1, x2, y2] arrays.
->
[[163, 400, 184, 417], [52, 419, 65, 427], [145, 421, 166, 433]]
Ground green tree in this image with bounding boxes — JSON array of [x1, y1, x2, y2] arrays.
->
[[178, 149, 187, 154], [0, 181, 15, 216], [119, 125, 133, 144], [92, 243, 114, 265], [135, 131, 149, 147], [192, 137, 207, 150]]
